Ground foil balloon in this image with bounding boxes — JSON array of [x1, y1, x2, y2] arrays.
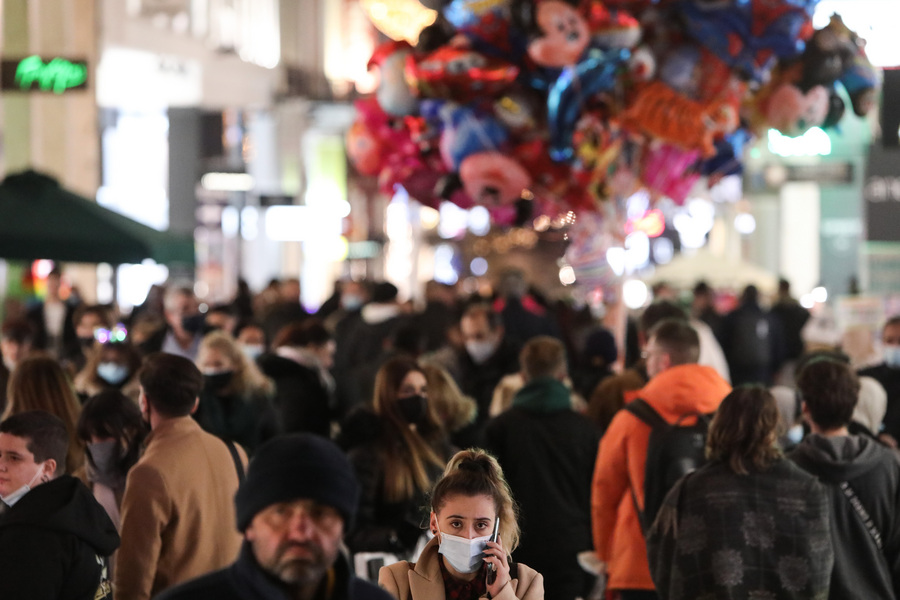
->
[[640, 143, 701, 205], [582, 1, 641, 49], [548, 47, 630, 162], [680, 0, 818, 82], [437, 103, 509, 170], [525, 0, 591, 67], [406, 41, 520, 102], [571, 112, 623, 202], [620, 80, 739, 157], [762, 82, 829, 136], [346, 120, 384, 176], [840, 53, 879, 117], [565, 212, 620, 289], [369, 40, 419, 116], [460, 151, 532, 206], [443, 0, 514, 53], [701, 128, 752, 181]]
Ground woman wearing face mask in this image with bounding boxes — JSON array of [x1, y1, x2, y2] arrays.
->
[[379, 448, 544, 599], [194, 330, 277, 453], [73, 340, 142, 404], [76, 389, 146, 576], [341, 356, 454, 560]]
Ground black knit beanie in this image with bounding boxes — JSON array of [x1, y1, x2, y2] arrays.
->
[[235, 434, 360, 531]]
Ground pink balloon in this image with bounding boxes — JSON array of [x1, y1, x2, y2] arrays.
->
[[459, 152, 532, 207]]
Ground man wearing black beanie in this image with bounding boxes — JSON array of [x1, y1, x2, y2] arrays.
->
[[156, 434, 394, 600]]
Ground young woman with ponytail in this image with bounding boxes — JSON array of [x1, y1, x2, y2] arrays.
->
[[379, 449, 545, 600]]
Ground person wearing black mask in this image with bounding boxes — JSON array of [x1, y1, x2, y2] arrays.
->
[[339, 357, 454, 561], [194, 331, 278, 454], [76, 390, 148, 575]]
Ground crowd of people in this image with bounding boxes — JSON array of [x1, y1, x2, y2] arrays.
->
[[1, 265, 900, 600]]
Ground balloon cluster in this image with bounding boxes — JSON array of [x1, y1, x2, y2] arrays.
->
[[347, 0, 878, 223]]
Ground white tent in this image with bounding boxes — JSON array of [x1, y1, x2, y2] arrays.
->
[[645, 249, 779, 294]]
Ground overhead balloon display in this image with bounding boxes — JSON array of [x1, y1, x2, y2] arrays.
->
[[348, 0, 878, 234]]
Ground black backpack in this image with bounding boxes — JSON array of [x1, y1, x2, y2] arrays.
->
[[624, 398, 715, 533]]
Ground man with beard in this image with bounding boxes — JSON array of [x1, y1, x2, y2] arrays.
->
[[157, 434, 393, 600]]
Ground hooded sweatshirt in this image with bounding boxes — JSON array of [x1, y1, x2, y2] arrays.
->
[[0, 474, 120, 599], [791, 434, 900, 599], [591, 363, 731, 591]]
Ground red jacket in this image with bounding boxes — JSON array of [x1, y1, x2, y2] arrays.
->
[[590, 364, 731, 591]]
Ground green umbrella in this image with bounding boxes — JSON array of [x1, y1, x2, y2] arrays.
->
[[0, 170, 194, 265]]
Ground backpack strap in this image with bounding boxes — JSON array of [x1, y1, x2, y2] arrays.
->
[[623, 399, 664, 533], [224, 439, 245, 483], [624, 398, 667, 429], [840, 481, 883, 550]]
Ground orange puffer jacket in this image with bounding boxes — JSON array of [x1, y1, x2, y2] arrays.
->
[[590, 364, 731, 591]]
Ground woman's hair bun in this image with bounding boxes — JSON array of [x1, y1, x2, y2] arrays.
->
[[456, 456, 491, 475]]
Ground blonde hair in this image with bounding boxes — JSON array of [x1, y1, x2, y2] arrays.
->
[[4, 355, 85, 476], [431, 449, 521, 553], [420, 362, 476, 432], [197, 330, 274, 397]]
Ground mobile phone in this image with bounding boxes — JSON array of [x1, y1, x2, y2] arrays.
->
[[486, 518, 500, 585]]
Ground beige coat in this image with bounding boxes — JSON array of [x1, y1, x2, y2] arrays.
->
[[113, 417, 247, 600], [379, 537, 544, 600]]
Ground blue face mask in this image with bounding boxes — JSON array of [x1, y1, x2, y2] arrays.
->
[[885, 345, 900, 369], [97, 362, 130, 386], [342, 294, 363, 311]]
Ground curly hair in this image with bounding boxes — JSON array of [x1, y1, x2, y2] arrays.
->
[[707, 385, 782, 475]]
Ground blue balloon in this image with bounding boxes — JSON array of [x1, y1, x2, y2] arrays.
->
[[680, 0, 819, 82], [547, 48, 630, 163], [700, 128, 752, 177]]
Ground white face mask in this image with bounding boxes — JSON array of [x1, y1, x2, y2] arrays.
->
[[786, 424, 805, 445], [884, 345, 900, 369], [1, 464, 45, 508], [466, 339, 498, 365], [240, 344, 265, 361], [437, 527, 491, 574]]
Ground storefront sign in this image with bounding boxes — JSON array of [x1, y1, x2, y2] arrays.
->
[[785, 163, 854, 184], [864, 146, 900, 242], [1, 56, 88, 93]]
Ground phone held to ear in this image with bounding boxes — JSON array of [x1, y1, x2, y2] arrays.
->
[[486, 518, 500, 586]]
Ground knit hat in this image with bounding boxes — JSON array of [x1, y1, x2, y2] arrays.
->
[[583, 329, 617, 366], [235, 434, 360, 531]]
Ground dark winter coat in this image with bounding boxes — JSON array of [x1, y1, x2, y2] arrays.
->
[[194, 388, 277, 453], [338, 408, 451, 557], [0, 475, 120, 600], [721, 301, 785, 386], [791, 433, 900, 599], [156, 541, 394, 600], [647, 460, 833, 600], [484, 377, 601, 600], [454, 337, 520, 425], [257, 353, 333, 438]]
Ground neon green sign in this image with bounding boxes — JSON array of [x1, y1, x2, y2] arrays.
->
[[14, 55, 87, 94]]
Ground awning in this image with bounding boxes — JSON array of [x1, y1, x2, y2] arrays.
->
[[0, 170, 194, 265], [647, 249, 778, 294]]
